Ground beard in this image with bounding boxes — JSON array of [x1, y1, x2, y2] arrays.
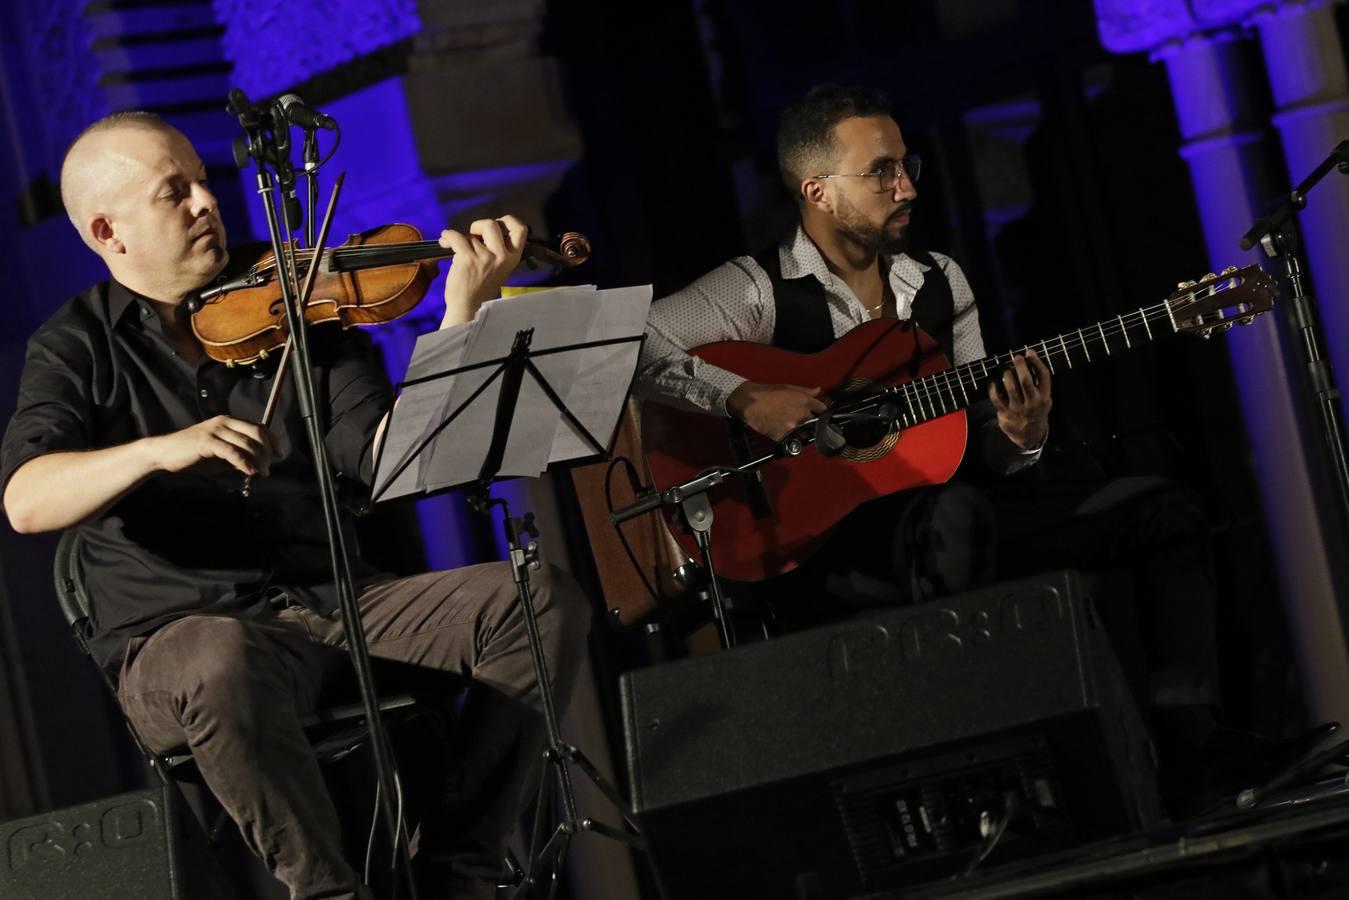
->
[[836, 195, 914, 256]]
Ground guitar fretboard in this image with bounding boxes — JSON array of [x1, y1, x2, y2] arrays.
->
[[890, 300, 1178, 428]]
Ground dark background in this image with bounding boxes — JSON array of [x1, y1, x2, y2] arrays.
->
[[2, 0, 1346, 894]]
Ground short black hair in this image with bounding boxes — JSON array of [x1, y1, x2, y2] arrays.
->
[[777, 85, 892, 197]]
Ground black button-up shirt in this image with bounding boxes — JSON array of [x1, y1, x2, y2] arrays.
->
[[2, 280, 395, 672]]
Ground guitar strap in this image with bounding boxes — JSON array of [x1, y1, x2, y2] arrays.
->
[[753, 241, 957, 362]]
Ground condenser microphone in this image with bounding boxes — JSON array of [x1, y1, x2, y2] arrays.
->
[[276, 94, 337, 131]]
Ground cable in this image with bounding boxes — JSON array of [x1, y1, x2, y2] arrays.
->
[[604, 456, 665, 606], [964, 790, 1020, 877], [391, 769, 405, 872], [313, 120, 341, 170], [364, 776, 381, 884], [363, 759, 409, 891]]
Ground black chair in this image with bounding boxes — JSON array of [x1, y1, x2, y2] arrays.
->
[[50, 529, 425, 806], [52, 530, 474, 900]]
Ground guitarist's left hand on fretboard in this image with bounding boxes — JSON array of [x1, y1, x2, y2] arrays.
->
[[989, 347, 1053, 450]]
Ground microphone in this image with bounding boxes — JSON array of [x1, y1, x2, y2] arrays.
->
[[815, 412, 848, 458], [814, 401, 903, 458], [276, 94, 337, 131], [280, 176, 303, 231], [609, 488, 666, 525]]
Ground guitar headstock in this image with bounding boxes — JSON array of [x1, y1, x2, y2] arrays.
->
[[1168, 265, 1278, 338]]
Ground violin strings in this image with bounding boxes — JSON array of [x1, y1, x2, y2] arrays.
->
[[246, 242, 443, 280], [249, 232, 569, 278]]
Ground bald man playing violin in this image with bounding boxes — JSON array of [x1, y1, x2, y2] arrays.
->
[[1, 111, 589, 900]]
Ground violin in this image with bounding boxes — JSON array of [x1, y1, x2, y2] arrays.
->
[[189, 222, 592, 366]]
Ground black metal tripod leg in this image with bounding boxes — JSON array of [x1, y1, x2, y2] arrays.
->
[[561, 744, 644, 836]]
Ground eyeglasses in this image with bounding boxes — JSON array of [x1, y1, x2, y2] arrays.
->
[[815, 154, 922, 192]]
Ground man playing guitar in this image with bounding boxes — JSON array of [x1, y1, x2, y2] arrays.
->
[[635, 84, 1051, 610], [632, 84, 1249, 813]]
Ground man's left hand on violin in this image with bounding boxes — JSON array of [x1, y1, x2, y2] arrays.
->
[[439, 215, 529, 329]]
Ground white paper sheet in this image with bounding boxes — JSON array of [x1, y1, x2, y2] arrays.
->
[[371, 284, 652, 502]]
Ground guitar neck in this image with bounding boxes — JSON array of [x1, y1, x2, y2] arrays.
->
[[894, 300, 1177, 428]]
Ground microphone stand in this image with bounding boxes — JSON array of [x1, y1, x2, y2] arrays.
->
[[1240, 141, 1349, 543], [610, 420, 835, 648], [303, 127, 319, 247], [610, 390, 905, 649], [611, 465, 755, 649], [226, 89, 418, 898]]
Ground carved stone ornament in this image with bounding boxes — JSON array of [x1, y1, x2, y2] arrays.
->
[[1096, 0, 1321, 53], [212, 0, 421, 98], [1191, 0, 1274, 23], [18, 0, 108, 171], [1094, 0, 1199, 53], [1196, 0, 1329, 26]]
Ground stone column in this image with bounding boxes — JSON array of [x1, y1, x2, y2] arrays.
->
[[403, 0, 582, 283], [1250, 0, 1349, 430], [1097, 0, 1349, 724]]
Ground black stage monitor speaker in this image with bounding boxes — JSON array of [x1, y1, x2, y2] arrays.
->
[[0, 782, 236, 900], [621, 570, 1159, 899]]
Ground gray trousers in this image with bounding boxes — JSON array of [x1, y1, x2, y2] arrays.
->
[[116, 562, 590, 900]]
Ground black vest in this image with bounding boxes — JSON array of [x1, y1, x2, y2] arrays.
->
[[752, 242, 955, 360]]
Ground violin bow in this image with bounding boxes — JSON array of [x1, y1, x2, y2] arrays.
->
[[242, 173, 345, 496]]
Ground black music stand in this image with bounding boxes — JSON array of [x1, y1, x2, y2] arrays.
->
[[370, 298, 648, 897]]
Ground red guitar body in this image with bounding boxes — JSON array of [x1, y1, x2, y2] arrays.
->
[[642, 319, 967, 582]]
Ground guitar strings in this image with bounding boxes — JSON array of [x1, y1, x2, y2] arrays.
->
[[812, 278, 1241, 436], [715, 277, 1251, 460], [739, 290, 1224, 458], [892, 288, 1231, 425], [819, 303, 1169, 430]]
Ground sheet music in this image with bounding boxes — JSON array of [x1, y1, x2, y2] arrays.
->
[[371, 284, 651, 502], [544, 285, 652, 461], [371, 323, 472, 502]]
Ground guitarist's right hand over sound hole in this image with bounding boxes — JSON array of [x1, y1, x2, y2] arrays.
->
[[727, 382, 828, 442]]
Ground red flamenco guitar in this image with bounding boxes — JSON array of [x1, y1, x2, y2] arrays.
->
[[642, 265, 1277, 582]]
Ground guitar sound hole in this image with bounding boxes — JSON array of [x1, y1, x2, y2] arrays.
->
[[829, 379, 900, 462], [838, 416, 890, 449]]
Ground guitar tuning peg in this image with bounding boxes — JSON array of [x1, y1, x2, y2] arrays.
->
[[1200, 272, 1217, 282], [1221, 265, 1239, 275], [1221, 322, 1234, 331], [1200, 328, 1213, 339], [1177, 280, 1197, 290]]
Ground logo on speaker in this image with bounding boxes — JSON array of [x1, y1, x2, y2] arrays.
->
[[826, 584, 1066, 681], [3, 799, 159, 873]]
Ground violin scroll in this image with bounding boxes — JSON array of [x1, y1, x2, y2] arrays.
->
[[556, 232, 591, 266]]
